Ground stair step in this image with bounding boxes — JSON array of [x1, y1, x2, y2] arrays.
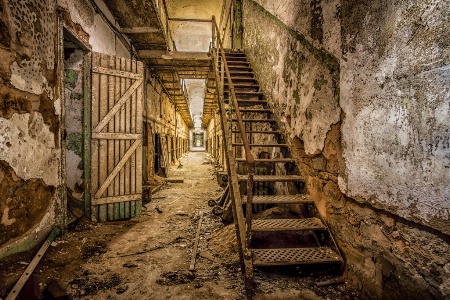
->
[[232, 130, 279, 134], [238, 108, 271, 113], [225, 82, 258, 87], [226, 61, 250, 66], [243, 194, 312, 204], [233, 100, 267, 105], [229, 70, 254, 76], [237, 175, 304, 182], [225, 91, 264, 98], [228, 66, 253, 71], [236, 158, 294, 163], [252, 247, 343, 266], [232, 143, 288, 147], [229, 77, 258, 83], [232, 118, 276, 122], [224, 51, 246, 57], [252, 218, 326, 232]]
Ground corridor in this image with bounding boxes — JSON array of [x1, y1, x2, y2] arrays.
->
[[0, 0, 449, 299], [0, 152, 357, 299]]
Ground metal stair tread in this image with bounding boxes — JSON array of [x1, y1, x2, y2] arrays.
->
[[236, 158, 294, 163], [235, 109, 271, 112], [225, 91, 263, 95], [237, 174, 304, 182], [252, 218, 326, 232], [229, 76, 258, 81], [232, 118, 276, 122], [226, 61, 250, 65], [235, 99, 267, 104], [252, 247, 343, 266], [242, 194, 312, 204], [232, 130, 279, 133], [232, 143, 288, 147]]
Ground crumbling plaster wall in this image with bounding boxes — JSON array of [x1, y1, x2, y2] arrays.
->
[[0, 0, 134, 256], [0, 0, 61, 257], [243, 0, 341, 156], [206, 113, 224, 168], [242, 0, 450, 299], [340, 0, 450, 234], [57, 0, 130, 57]]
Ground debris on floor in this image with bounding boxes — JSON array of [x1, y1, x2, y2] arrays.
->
[[0, 152, 364, 300]]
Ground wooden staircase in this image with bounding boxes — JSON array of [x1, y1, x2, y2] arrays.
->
[[221, 49, 344, 270]]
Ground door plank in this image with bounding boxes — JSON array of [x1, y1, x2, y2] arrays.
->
[[92, 133, 141, 140], [98, 53, 109, 221], [107, 55, 116, 220], [92, 66, 143, 79], [91, 53, 100, 222], [93, 78, 143, 134], [122, 57, 131, 219], [94, 136, 142, 199], [90, 52, 143, 221]]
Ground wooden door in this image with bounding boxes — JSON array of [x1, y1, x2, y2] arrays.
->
[[90, 52, 144, 221]]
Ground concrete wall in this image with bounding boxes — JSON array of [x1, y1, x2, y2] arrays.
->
[[0, 0, 133, 257], [144, 72, 189, 180], [206, 113, 225, 168], [242, 0, 450, 299]]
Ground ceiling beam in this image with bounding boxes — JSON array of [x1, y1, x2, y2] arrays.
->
[[138, 50, 212, 61], [122, 27, 160, 34]]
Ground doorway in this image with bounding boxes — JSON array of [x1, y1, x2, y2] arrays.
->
[[62, 27, 91, 221]]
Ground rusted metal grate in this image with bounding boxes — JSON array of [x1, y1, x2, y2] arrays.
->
[[238, 175, 304, 182], [244, 194, 313, 204], [252, 218, 325, 231], [253, 247, 342, 266]]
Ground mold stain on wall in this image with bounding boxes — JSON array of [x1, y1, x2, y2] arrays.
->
[[241, 0, 450, 298], [64, 48, 85, 203], [0, 0, 60, 251]]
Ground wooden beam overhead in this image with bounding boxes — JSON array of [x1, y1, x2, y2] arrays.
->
[[138, 50, 212, 61], [122, 27, 160, 34]]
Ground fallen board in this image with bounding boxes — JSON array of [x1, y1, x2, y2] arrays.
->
[[189, 212, 204, 270], [167, 177, 184, 183], [6, 228, 60, 300]]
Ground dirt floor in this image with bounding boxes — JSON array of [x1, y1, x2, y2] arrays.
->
[[0, 152, 363, 300]]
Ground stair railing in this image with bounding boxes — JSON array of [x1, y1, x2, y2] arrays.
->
[[211, 15, 255, 296]]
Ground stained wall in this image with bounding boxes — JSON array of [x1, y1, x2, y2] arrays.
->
[[241, 0, 450, 298], [0, 0, 134, 257], [144, 72, 189, 180]]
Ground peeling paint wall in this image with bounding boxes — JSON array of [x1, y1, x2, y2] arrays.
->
[[0, 0, 135, 256], [340, 0, 450, 234], [337, 1, 450, 296], [57, 0, 131, 57], [0, 0, 61, 256], [243, 0, 341, 155], [64, 48, 85, 201], [242, 0, 450, 298]]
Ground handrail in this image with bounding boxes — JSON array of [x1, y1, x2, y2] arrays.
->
[[211, 15, 254, 296], [211, 17, 255, 174]]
